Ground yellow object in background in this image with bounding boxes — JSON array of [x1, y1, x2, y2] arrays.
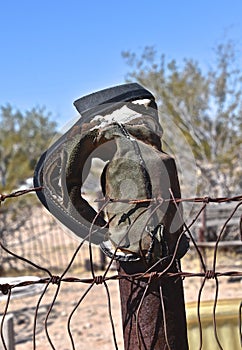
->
[[186, 299, 241, 349]]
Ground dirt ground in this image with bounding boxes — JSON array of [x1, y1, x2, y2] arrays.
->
[[1, 248, 242, 350]]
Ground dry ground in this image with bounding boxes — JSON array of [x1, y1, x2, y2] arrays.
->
[[1, 248, 241, 350]]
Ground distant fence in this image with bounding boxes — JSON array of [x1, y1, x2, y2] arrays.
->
[[0, 199, 104, 276], [194, 202, 241, 244]]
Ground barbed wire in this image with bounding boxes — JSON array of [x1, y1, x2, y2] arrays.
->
[[0, 188, 242, 349], [95, 194, 242, 204], [0, 187, 43, 205], [1, 187, 241, 205]]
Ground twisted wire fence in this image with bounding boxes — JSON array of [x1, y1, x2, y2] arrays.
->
[[0, 188, 242, 349]]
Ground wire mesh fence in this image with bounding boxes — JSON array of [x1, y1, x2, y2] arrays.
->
[[0, 188, 242, 349], [0, 197, 101, 276]]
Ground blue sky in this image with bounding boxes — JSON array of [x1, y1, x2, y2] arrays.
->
[[0, 0, 241, 127]]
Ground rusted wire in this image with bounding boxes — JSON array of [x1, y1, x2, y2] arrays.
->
[[212, 201, 242, 272], [159, 281, 172, 350], [0, 289, 11, 350], [33, 281, 50, 350], [169, 188, 207, 273], [95, 194, 242, 204], [0, 269, 242, 291], [104, 280, 119, 350], [88, 197, 111, 279], [135, 273, 153, 349], [44, 282, 61, 349], [212, 276, 223, 350], [197, 276, 206, 350], [0, 187, 43, 204], [67, 282, 95, 350], [0, 188, 242, 349]]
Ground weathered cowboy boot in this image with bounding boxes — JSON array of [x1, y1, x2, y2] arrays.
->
[[34, 83, 189, 264]]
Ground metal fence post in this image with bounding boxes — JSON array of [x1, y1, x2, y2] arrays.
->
[[117, 260, 188, 350], [0, 313, 15, 350]]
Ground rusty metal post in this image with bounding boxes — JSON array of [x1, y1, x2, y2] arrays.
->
[[117, 260, 188, 350]]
